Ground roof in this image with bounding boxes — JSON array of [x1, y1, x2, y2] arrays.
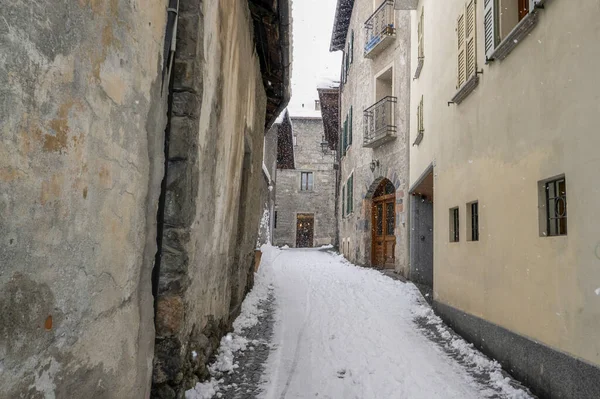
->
[[330, 0, 355, 51], [317, 87, 340, 151], [248, 0, 293, 129]]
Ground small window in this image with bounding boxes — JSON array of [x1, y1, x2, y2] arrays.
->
[[540, 177, 567, 237], [342, 184, 346, 218], [346, 174, 354, 215], [449, 207, 460, 242], [314, 100, 321, 111], [467, 201, 479, 241], [274, 211, 278, 229], [300, 172, 314, 191]]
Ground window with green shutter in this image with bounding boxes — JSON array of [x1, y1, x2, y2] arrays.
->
[[349, 107, 353, 146]]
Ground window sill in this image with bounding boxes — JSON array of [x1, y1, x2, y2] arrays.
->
[[412, 131, 424, 146], [488, 12, 539, 62], [413, 57, 424, 80], [451, 74, 479, 105]]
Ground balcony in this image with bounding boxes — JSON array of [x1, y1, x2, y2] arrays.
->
[[363, 96, 397, 148], [364, 0, 396, 59]]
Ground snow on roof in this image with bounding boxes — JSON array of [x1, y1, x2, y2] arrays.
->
[[317, 77, 340, 90], [288, 108, 322, 119]]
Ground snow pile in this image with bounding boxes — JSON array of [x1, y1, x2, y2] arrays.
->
[[185, 245, 279, 399], [412, 304, 531, 399], [184, 379, 221, 399]]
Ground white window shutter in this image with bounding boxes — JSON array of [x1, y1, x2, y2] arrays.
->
[[457, 12, 466, 87], [465, 0, 476, 80], [484, 0, 498, 61]]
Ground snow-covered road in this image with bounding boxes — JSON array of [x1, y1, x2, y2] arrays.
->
[[260, 247, 531, 399], [187, 246, 532, 399]]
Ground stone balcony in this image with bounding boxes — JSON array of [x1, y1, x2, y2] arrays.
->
[[363, 96, 397, 148], [364, 0, 396, 59]]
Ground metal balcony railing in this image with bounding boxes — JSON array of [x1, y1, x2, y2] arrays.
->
[[364, 0, 396, 58], [363, 96, 397, 148]]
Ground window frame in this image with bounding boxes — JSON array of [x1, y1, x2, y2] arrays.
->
[[346, 174, 354, 216], [467, 201, 479, 242], [449, 207, 460, 243], [300, 171, 314, 192]]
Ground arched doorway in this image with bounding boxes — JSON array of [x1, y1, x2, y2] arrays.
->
[[371, 179, 396, 268]]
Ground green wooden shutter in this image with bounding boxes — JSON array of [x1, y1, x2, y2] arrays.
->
[[342, 184, 345, 218], [349, 107, 353, 146], [349, 175, 354, 213], [350, 30, 355, 64], [342, 118, 348, 156]]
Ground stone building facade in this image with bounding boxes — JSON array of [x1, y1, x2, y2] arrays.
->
[[274, 113, 337, 248], [330, 0, 411, 274], [0, 1, 290, 398], [401, 0, 600, 397]]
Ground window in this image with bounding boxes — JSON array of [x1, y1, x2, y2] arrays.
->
[[467, 201, 479, 241], [346, 174, 354, 215], [451, 0, 479, 105], [314, 100, 321, 111], [300, 172, 313, 191], [274, 211, 278, 229], [350, 30, 355, 64], [449, 207, 460, 242], [414, 6, 424, 79], [457, 0, 477, 88], [540, 177, 567, 236], [484, 0, 539, 61], [342, 184, 346, 218], [341, 108, 353, 156]]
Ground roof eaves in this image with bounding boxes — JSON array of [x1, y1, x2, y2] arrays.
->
[[329, 0, 355, 52]]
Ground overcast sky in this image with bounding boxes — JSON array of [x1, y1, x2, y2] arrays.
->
[[288, 0, 342, 114]]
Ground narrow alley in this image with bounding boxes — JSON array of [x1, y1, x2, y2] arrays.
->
[[186, 247, 533, 399]]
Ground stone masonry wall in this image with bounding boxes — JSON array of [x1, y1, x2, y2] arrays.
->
[[152, 1, 269, 397], [338, 1, 411, 275], [0, 1, 170, 397], [274, 117, 337, 247]]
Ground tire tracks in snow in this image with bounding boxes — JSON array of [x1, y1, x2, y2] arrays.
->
[[278, 266, 313, 399]]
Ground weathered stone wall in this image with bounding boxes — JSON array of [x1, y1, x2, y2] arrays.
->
[[274, 117, 337, 247], [337, 1, 411, 275], [0, 1, 169, 397], [152, 1, 269, 396]]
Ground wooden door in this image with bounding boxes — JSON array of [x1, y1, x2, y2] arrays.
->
[[372, 194, 396, 268], [296, 214, 314, 248]]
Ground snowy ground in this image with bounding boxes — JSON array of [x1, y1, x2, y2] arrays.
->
[[187, 246, 533, 399]]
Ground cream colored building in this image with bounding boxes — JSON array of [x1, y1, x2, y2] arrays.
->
[[403, 0, 600, 396], [330, 0, 411, 274]]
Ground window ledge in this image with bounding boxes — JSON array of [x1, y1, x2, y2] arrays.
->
[[413, 57, 424, 80], [412, 131, 424, 146], [451, 74, 479, 105], [489, 12, 539, 62]]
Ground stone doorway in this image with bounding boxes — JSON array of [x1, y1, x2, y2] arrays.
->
[[371, 179, 396, 269], [409, 166, 434, 289]]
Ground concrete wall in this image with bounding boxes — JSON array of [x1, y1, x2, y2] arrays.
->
[[337, 0, 411, 274], [152, 1, 269, 396], [274, 117, 336, 247], [408, 0, 600, 375], [0, 1, 169, 397]]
